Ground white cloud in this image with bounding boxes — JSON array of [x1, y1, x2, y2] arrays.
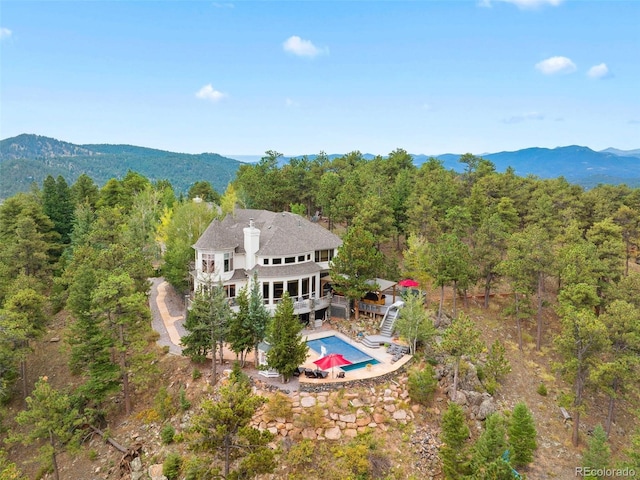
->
[[283, 35, 327, 58], [502, 112, 545, 124], [0, 28, 12, 40], [479, 0, 562, 8], [195, 84, 227, 102], [285, 98, 300, 108], [587, 63, 610, 79], [535, 56, 577, 75]]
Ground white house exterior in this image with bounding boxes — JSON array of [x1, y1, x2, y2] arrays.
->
[[192, 209, 342, 322]]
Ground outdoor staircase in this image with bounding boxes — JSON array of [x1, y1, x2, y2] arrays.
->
[[360, 301, 404, 349], [379, 300, 404, 337]]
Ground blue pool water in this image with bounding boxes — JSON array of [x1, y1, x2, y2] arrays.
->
[[306, 335, 380, 371]]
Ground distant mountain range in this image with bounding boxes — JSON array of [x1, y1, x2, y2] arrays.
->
[[1, 134, 639, 199], [0, 134, 243, 199], [276, 146, 640, 189]]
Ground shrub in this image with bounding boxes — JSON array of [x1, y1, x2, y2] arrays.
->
[[192, 368, 202, 381], [264, 393, 293, 422], [162, 452, 182, 480], [160, 424, 175, 445], [154, 387, 177, 420], [297, 405, 325, 429], [537, 383, 548, 396], [179, 387, 191, 411], [407, 365, 438, 406], [482, 340, 511, 395], [582, 424, 610, 479]]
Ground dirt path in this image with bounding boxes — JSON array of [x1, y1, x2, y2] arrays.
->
[[149, 277, 186, 355]]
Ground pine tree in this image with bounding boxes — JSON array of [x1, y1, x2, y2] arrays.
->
[[507, 402, 537, 468], [226, 286, 252, 365], [439, 313, 485, 401], [472, 413, 508, 470], [91, 272, 152, 414], [330, 224, 384, 319], [265, 293, 308, 382], [187, 366, 275, 479], [66, 263, 119, 406], [483, 340, 511, 395], [181, 284, 231, 384], [7, 378, 84, 480], [248, 274, 270, 368], [440, 402, 471, 479], [582, 424, 610, 479]]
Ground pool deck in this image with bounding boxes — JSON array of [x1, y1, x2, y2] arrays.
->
[[299, 329, 412, 384]]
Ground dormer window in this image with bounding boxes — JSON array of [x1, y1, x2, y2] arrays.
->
[[315, 250, 334, 262], [202, 253, 215, 273]]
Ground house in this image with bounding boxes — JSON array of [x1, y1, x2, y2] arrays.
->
[[192, 209, 342, 324]]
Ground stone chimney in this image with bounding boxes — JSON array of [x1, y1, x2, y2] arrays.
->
[[243, 218, 260, 270]]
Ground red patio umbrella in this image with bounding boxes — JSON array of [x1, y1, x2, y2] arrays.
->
[[398, 279, 420, 288], [313, 353, 352, 378]]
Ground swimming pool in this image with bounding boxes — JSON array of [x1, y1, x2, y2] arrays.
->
[[306, 335, 380, 371]]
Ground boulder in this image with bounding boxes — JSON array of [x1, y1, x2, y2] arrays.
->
[[148, 464, 167, 480], [477, 398, 497, 420], [300, 396, 317, 408], [393, 410, 408, 420], [338, 413, 356, 423], [451, 390, 468, 405], [324, 426, 342, 440]]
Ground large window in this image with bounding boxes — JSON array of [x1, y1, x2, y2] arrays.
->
[[224, 284, 236, 298], [287, 280, 298, 299], [202, 253, 215, 273], [224, 252, 233, 272], [273, 282, 284, 300], [302, 278, 309, 297], [263, 283, 270, 303], [314, 249, 334, 262]]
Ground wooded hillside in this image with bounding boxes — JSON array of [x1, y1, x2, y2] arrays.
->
[[1, 151, 639, 479]]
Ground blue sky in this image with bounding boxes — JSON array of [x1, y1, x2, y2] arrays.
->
[[1, 0, 638, 157]]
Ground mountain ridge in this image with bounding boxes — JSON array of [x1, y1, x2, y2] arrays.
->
[[0, 134, 244, 199], [2, 134, 639, 199]]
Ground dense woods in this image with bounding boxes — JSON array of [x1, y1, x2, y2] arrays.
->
[[1, 149, 639, 478]]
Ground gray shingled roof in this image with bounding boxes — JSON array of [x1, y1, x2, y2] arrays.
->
[[247, 262, 323, 278], [193, 209, 342, 255]]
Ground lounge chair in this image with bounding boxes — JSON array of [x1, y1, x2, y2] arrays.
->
[[390, 352, 404, 364], [304, 368, 318, 378], [315, 369, 329, 379], [337, 371, 346, 378]]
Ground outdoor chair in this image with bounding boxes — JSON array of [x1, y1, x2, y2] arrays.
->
[[390, 352, 404, 364], [337, 371, 346, 378], [315, 369, 329, 379], [304, 368, 318, 378]]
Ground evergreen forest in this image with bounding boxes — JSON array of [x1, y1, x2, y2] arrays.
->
[[1, 148, 639, 479]]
